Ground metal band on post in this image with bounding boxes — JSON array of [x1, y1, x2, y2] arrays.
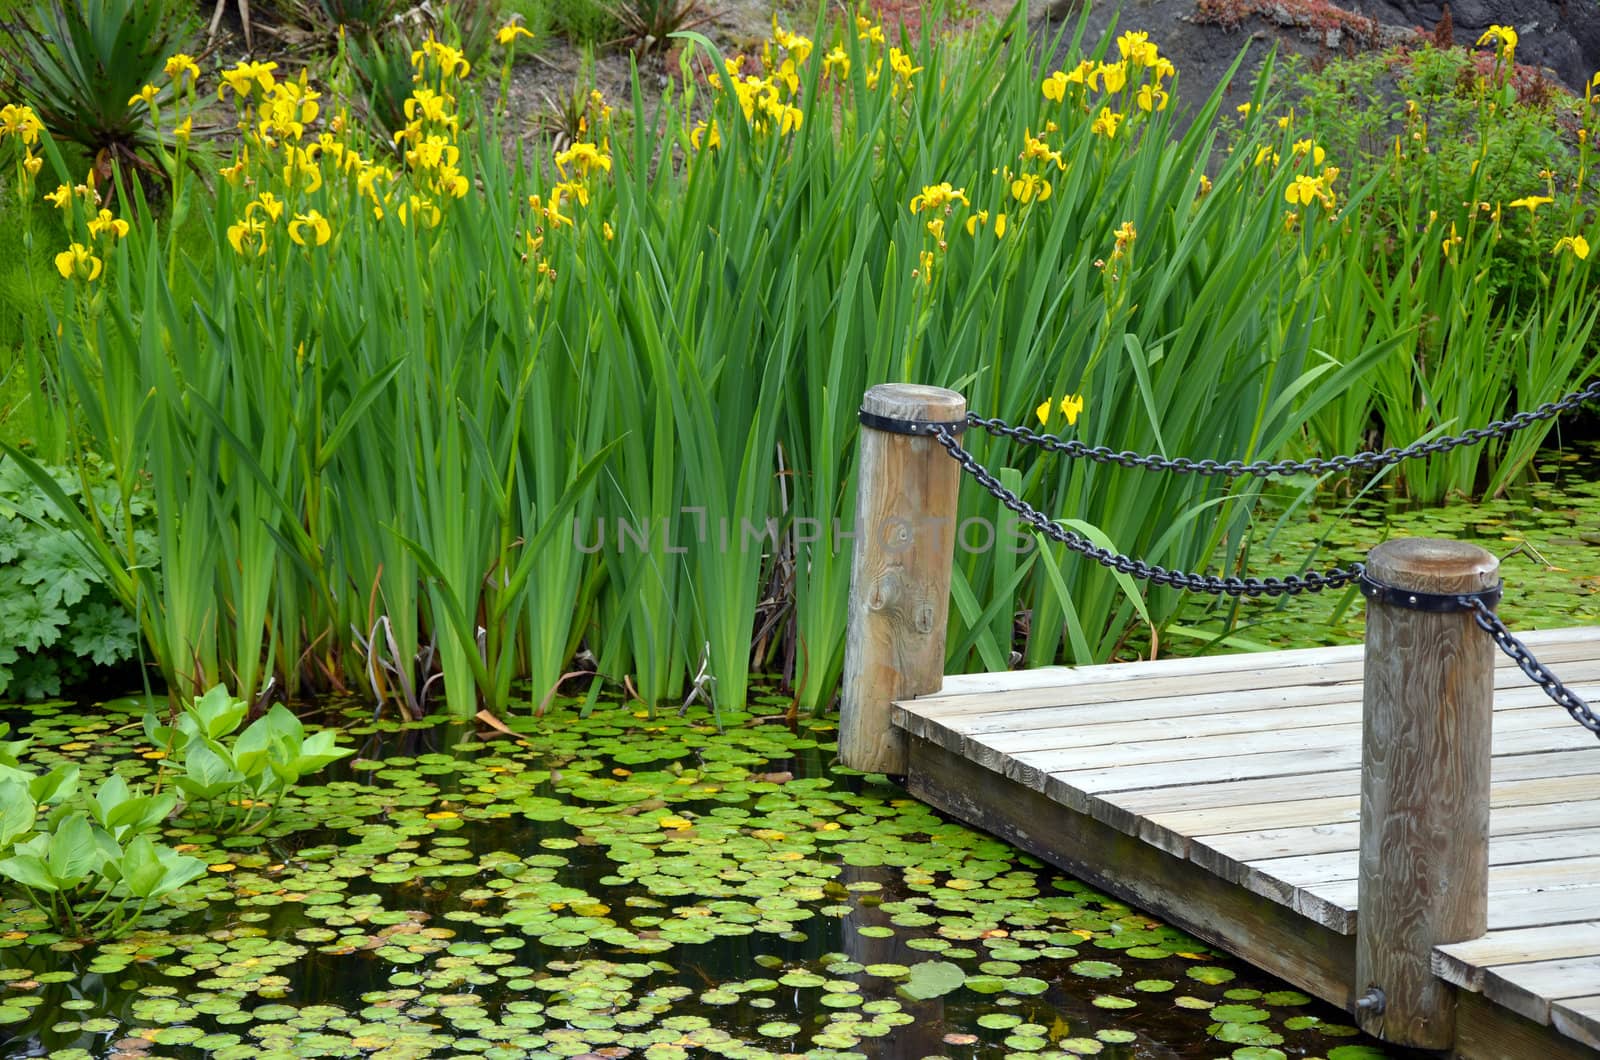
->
[[1356, 572, 1503, 614], [857, 409, 968, 437]]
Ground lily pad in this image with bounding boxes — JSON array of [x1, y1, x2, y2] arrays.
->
[[900, 960, 966, 1000]]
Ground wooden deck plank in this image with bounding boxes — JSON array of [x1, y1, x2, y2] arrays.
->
[[962, 666, 1600, 758], [1483, 957, 1600, 1026], [1553, 995, 1600, 1051], [982, 703, 1590, 785], [1150, 773, 1600, 840], [1195, 801, 1600, 871], [1028, 724, 1600, 816], [1253, 828, 1600, 892], [1435, 922, 1600, 990], [928, 625, 1600, 700], [908, 654, 1600, 745], [892, 624, 1600, 1056], [920, 627, 1600, 708], [1305, 880, 1600, 931], [1100, 749, 1599, 820]]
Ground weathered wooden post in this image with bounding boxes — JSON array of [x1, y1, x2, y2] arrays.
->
[[838, 384, 966, 776], [1355, 537, 1500, 1049]]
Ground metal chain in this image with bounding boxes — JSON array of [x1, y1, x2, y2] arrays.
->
[[967, 377, 1600, 478], [1462, 596, 1600, 737], [930, 427, 1365, 597], [931, 426, 1600, 739]]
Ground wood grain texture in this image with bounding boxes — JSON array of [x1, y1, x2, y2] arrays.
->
[[1356, 538, 1500, 1048], [838, 384, 965, 775], [1435, 922, 1600, 990], [1454, 988, 1600, 1060], [891, 622, 1600, 1055], [1553, 994, 1600, 1051]]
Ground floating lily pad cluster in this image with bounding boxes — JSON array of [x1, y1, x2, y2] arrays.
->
[[1177, 440, 1600, 651], [0, 696, 1396, 1058]]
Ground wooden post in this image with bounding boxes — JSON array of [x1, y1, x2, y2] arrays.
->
[[838, 384, 966, 776], [1356, 537, 1499, 1049]]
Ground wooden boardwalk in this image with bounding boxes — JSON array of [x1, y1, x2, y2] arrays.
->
[[893, 625, 1600, 1059]]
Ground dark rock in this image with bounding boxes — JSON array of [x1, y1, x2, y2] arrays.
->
[[1353, 0, 1600, 89], [1036, 0, 1599, 112]]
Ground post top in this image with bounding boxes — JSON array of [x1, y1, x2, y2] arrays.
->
[[862, 384, 967, 421], [1366, 538, 1500, 595]]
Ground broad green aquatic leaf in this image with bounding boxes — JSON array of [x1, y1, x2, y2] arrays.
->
[[190, 685, 248, 742], [176, 741, 243, 800], [0, 781, 36, 848], [28, 763, 78, 807], [900, 960, 965, 1000], [0, 851, 57, 892], [46, 811, 105, 885], [120, 836, 206, 899]]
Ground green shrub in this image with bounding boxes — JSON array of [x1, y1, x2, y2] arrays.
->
[[0, 458, 145, 699], [545, 0, 617, 46], [1290, 40, 1600, 501], [0, 0, 198, 181]]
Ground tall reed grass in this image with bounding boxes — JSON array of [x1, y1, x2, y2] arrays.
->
[[8, 10, 1574, 715]]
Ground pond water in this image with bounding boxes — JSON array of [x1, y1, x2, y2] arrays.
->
[[14, 438, 1595, 1060], [1171, 438, 1600, 655], [0, 696, 1401, 1060]]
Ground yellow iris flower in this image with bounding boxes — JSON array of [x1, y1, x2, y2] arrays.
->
[[1035, 394, 1085, 428], [227, 216, 268, 256], [164, 53, 200, 85], [1010, 173, 1051, 204], [288, 210, 331, 246], [1553, 235, 1590, 260], [54, 243, 102, 281], [87, 209, 129, 240], [908, 183, 968, 214], [495, 22, 534, 45], [1090, 108, 1123, 139]]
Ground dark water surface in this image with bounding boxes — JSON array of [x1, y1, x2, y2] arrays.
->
[[0, 693, 1404, 1060]]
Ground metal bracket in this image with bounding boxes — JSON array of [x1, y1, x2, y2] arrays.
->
[[858, 409, 966, 437], [1358, 572, 1503, 613]]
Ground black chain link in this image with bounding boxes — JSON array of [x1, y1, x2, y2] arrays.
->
[[930, 427, 1365, 597], [1462, 596, 1600, 738], [926, 413, 1599, 739], [967, 377, 1600, 478]]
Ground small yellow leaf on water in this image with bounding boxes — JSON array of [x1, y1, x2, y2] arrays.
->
[[425, 811, 458, 820], [140, 749, 167, 759], [60, 742, 91, 751], [209, 863, 236, 873], [657, 816, 692, 830]]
